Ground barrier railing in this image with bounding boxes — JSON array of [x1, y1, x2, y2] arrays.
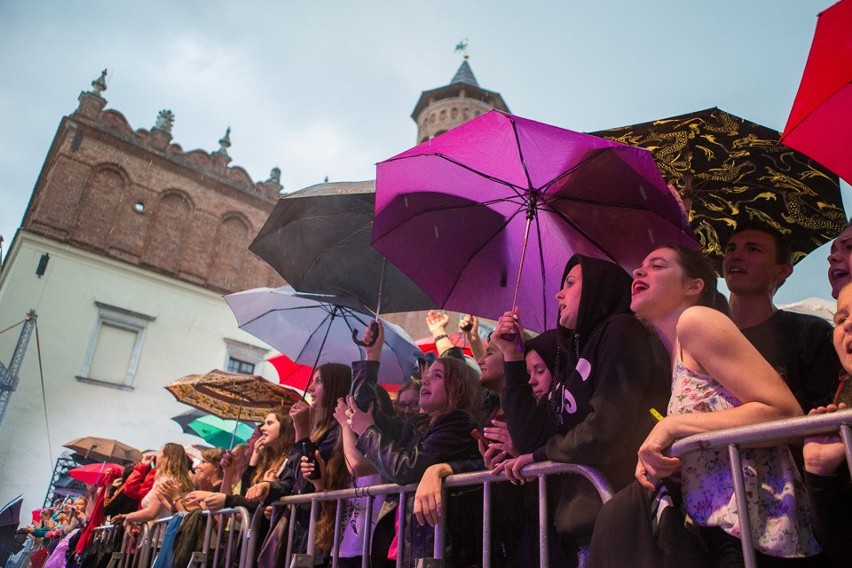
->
[[669, 407, 852, 568], [266, 461, 613, 568], [97, 506, 251, 568]]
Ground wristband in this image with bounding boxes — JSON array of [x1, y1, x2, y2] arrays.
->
[[433, 334, 449, 341]]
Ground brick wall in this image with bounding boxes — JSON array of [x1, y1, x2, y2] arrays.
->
[[22, 91, 283, 295]]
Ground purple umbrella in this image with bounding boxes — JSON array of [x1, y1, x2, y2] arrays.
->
[[373, 110, 699, 332]]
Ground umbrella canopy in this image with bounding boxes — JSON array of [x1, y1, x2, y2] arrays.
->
[[0, 496, 22, 529], [594, 107, 845, 266], [171, 408, 208, 434], [68, 463, 123, 486], [781, 0, 852, 185], [249, 180, 437, 314], [63, 437, 143, 463], [165, 370, 302, 422], [374, 110, 698, 331], [267, 354, 314, 391], [225, 286, 421, 383], [187, 415, 255, 449]]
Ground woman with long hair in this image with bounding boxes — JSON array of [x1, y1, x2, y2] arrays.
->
[[630, 245, 818, 563], [115, 443, 194, 523], [347, 321, 482, 567], [189, 408, 294, 510]]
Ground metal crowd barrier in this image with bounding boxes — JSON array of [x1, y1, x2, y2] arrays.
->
[[97, 506, 251, 568], [669, 407, 852, 568], [266, 461, 613, 568]]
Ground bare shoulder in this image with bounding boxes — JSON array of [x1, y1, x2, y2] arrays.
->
[[677, 306, 740, 352]]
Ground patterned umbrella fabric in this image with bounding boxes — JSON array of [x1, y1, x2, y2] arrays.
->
[[63, 437, 143, 463], [165, 370, 302, 422], [594, 107, 845, 266], [781, 0, 852, 185]]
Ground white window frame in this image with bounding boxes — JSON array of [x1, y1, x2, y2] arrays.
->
[[223, 338, 267, 375], [77, 302, 155, 390]]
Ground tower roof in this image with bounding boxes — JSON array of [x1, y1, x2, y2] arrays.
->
[[411, 60, 508, 121], [450, 60, 479, 87]]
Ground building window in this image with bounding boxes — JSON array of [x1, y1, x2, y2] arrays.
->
[[227, 357, 255, 375], [223, 338, 267, 376], [77, 302, 155, 390]]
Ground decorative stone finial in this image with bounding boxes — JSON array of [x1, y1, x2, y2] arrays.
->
[[90, 69, 108, 96], [214, 127, 231, 157], [153, 110, 175, 135], [266, 167, 283, 188]]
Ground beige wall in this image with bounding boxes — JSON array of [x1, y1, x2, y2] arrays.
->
[[0, 232, 278, 515]]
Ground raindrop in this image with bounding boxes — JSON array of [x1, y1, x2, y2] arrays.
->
[[639, 185, 648, 200], [134, 202, 145, 214], [434, 226, 439, 239], [404, 197, 409, 209], [647, 228, 655, 242]]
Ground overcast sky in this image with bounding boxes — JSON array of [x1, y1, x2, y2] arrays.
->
[[0, 0, 844, 305]]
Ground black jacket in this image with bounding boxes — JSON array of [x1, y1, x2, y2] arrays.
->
[[502, 254, 671, 544], [352, 360, 482, 566]]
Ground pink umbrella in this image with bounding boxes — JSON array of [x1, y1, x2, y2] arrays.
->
[[781, 0, 852, 185], [68, 462, 124, 486], [373, 110, 698, 331]]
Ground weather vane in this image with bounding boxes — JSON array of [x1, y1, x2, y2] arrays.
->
[[454, 39, 469, 60]]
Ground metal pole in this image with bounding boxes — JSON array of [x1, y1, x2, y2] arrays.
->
[[728, 444, 756, 568]]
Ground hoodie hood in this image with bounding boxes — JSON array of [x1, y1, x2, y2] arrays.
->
[[524, 329, 560, 377], [559, 255, 633, 353]]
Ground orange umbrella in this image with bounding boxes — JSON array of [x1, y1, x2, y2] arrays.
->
[[165, 369, 301, 422]]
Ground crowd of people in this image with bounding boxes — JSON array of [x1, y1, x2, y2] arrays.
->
[[12, 221, 852, 568]]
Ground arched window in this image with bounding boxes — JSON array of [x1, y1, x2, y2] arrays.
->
[[142, 190, 193, 273]]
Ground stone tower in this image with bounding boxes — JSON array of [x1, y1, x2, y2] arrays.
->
[[411, 59, 510, 143]]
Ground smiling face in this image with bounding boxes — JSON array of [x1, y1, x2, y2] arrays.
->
[[722, 230, 791, 297], [828, 225, 852, 299], [833, 285, 852, 374], [555, 264, 583, 329], [260, 412, 281, 443], [476, 343, 505, 390], [419, 361, 449, 415], [631, 247, 700, 321], [525, 349, 553, 401]]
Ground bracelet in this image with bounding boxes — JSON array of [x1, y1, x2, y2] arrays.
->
[[433, 334, 449, 341]]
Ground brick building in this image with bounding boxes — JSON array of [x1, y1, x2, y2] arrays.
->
[[0, 72, 284, 512]]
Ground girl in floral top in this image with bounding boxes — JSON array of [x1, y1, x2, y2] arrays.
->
[[630, 245, 819, 563]]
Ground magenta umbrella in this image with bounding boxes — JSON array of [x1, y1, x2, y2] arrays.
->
[[373, 110, 699, 332]]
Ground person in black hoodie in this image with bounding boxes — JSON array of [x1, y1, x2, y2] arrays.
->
[[491, 254, 672, 565]]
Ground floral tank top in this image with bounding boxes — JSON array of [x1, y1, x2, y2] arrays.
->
[[668, 358, 820, 558]]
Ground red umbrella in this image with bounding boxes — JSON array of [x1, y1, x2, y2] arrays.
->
[[268, 354, 313, 391], [781, 0, 852, 184], [268, 354, 401, 395], [68, 463, 124, 486]]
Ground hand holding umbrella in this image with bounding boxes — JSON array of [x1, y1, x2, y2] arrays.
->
[[491, 309, 526, 360], [360, 319, 385, 362]]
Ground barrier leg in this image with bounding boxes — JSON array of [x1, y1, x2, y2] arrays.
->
[[728, 444, 757, 568]]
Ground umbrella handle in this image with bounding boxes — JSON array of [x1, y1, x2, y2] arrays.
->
[[351, 322, 379, 347]]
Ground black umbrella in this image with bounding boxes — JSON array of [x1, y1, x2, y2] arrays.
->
[[249, 181, 437, 315], [593, 107, 845, 266]]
